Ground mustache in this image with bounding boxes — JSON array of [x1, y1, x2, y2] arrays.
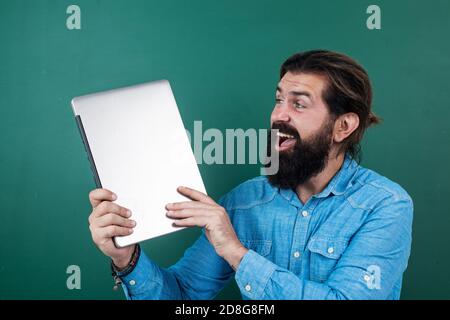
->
[[271, 122, 300, 140]]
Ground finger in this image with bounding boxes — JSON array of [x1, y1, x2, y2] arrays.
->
[[177, 186, 215, 205], [172, 216, 207, 228], [165, 201, 214, 211], [95, 213, 136, 228], [89, 188, 117, 208], [166, 207, 217, 219], [97, 225, 134, 239], [93, 201, 131, 219]]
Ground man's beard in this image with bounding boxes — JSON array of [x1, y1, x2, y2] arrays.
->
[[265, 118, 334, 190]]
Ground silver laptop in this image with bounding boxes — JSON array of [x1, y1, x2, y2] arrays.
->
[[71, 80, 206, 247]]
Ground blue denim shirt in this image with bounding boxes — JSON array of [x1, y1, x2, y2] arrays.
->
[[118, 154, 413, 300]]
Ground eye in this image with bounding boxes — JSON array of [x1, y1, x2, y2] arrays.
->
[[275, 98, 283, 105], [293, 102, 306, 109]]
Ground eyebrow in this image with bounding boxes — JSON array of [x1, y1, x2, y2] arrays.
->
[[276, 86, 312, 99]]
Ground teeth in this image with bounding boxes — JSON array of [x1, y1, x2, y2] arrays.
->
[[277, 132, 294, 139]]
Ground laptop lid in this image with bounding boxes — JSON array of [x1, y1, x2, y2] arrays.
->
[[71, 80, 205, 247]]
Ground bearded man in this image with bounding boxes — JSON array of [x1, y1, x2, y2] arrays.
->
[[87, 50, 413, 300]]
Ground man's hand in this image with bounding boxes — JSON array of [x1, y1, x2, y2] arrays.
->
[[165, 186, 248, 270], [88, 188, 137, 269]]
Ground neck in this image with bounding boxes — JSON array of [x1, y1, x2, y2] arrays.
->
[[295, 152, 345, 204]]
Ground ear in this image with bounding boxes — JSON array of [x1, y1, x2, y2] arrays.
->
[[333, 113, 360, 143]]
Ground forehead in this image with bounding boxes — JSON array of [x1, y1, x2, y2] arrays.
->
[[277, 72, 328, 100]]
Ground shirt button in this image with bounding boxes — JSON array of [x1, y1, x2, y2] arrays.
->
[[327, 247, 334, 254], [301, 210, 308, 217], [245, 284, 252, 292], [129, 280, 136, 286], [293, 251, 300, 258]]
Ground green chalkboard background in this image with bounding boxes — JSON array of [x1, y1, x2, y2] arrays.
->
[[0, 0, 449, 299]]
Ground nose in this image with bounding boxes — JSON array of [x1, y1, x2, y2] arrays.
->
[[271, 104, 291, 123]]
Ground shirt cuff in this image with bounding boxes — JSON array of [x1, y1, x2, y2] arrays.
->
[[118, 249, 162, 299], [235, 249, 277, 299]]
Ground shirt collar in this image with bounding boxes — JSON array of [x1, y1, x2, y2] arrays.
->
[[277, 153, 359, 205], [315, 153, 359, 198]]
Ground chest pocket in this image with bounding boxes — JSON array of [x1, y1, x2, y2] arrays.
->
[[239, 239, 272, 257], [307, 237, 348, 282]]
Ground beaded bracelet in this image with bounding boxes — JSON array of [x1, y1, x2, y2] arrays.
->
[[110, 244, 141, 290]]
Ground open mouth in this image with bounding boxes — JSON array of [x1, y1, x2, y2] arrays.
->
[[276, 131, 297, 152]]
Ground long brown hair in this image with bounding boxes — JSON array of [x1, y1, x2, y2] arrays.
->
[[280, 50, 381, 162]]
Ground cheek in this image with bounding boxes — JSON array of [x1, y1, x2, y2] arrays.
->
[[295, 113, 330, 138], [291, 120, 321, 142], [290, 118, 309, 139]]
